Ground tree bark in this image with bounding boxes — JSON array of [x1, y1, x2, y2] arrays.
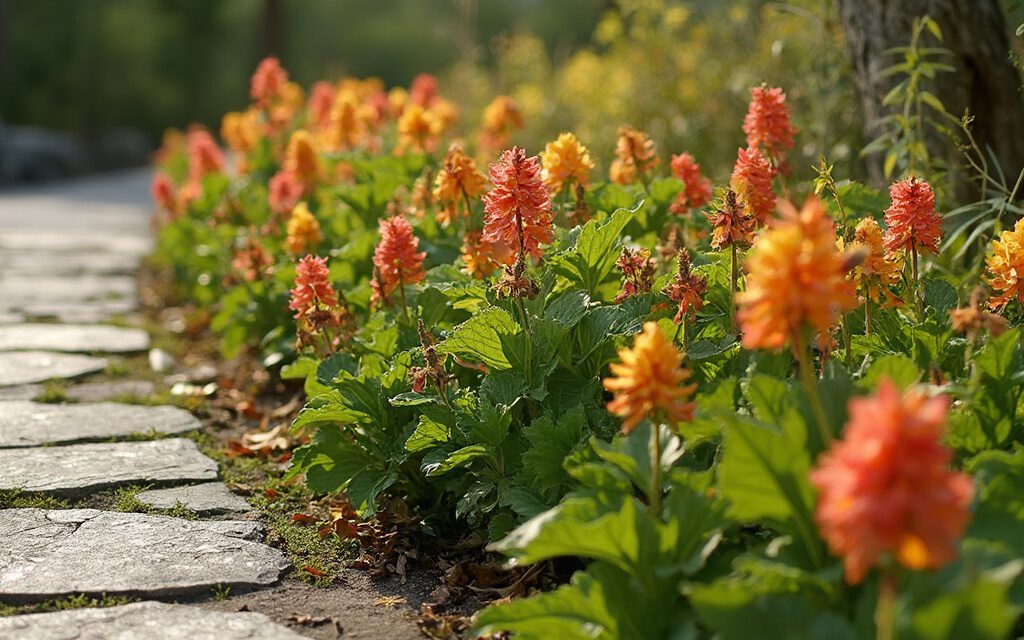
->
[[835, 0, 1024, 190]]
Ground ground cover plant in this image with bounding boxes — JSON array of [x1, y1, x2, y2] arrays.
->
[[150, 34, 1024, 638]]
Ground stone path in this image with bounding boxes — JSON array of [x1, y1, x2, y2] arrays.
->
[[0, 172, 298, 638]]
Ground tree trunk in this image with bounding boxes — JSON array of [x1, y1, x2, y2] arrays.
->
[[835, 0, 1024, 191]]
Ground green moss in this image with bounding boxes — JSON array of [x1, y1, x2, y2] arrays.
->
[[110, 485, 153, 513], [0, 594, 134, 617], [32, 379, 69, 404], [0, 489, 68, 510]]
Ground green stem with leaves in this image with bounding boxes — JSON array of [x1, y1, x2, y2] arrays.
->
[[649, 421, 662, 516], [795, 330, 832, 447]]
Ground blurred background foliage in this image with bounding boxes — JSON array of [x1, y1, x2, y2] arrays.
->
[[1, 0, 1021, 182]]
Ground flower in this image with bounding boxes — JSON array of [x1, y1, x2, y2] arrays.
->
[[289, 254, 338, 315], [151, 172, 177, 214], [231, 232, 274, 284], [251, 56, 288, 107], [371, 215, 426, 299], [221, 109, 260, 154], [433, 142, 488, 226], [283, 130, 320, 190], [603, 321, 698, 434], [663, 248, 708, 324], [842, 217, 903, 307], [950, 287, 1008, 337], [706, 188, 756, 250], [409, 73, 439, 107], [669, 152, 712, 214], [810, 379, 974, 584], [539, 132, 595, 192], [742, 84, 796, 167], [883, 177, 942, 255], [461, 231, 510, 279], [186, 129, 224, 184], [285, 202, 323, 255], [609, 126, 659, 185], [730, 146, 776, 225], [736, 196, 858, 350], [479, 96, 524, 152], [307, 81, 335, 129], [268, 170, 304, 215], [614, 247, 657, 303], [482, 147, 554, 263], [985, 217, 1024, 310], [410, 320, 451, 394], [396, 104, 442, 154], [323, 91, 368, 151]]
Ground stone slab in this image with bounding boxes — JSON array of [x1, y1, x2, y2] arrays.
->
[[0, 438, 217, 496], [137, 482, 252, 515], [0, 510, 290, 602], [0, 323, 149, 353], [0, 275, 136, 305], [0, 401, 200, 448], [65, 380, 156, 402], [16, 301, 138, 324], [0, 351, 106, 387], [0, 249, 140, 276], [0, 601, 306, 639]]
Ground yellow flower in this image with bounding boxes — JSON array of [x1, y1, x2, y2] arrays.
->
[[736, 196, 857, 350], [432, 142, 488, 226], [220, 109, 260, 154], [609, 126, 659, 185], [283, 130, 321, 190], [323, 90, 367, 151], [396, 104, 442, 154], [603, 322, 697, 434], [985, 217, 1024, 310], [478, 96, 523, 151], [845, 217, 903, 305], [540, 132, 595, 192], [285, 202, 323, 255]]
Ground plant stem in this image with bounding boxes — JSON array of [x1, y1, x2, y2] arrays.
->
[[513, 295, 533, 384], [795, 331, 832, 447], [910, 246, 922, 320], [865, 296, 873, 336], [649, 422, 662, 516], [840, 313, 852, 368], [397, 265, 411, 323], [730, 243, 739, 333], [875, 571, 897, 640]]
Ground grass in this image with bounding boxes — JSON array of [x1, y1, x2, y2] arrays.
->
[[0, 489, 69, 510], [32, 380, 68, 404], [0, 594, 135, 617]]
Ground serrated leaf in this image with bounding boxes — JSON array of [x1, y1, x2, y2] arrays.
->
[[439, 307, 519, 370]]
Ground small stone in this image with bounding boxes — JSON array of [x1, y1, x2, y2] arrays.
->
[[136, 482, 251, 515], [0, 510, 291, 602], [0, 401, 199, 448], [0, 323, 150, 353], [149, 347, 177, 372], [0, 601, 307, 639], [0, 351, 105, 387], [0, 438, 217, 496]]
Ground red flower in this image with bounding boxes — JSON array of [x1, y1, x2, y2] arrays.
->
[[730, 146, 776, 225], [251, 56, 288, 107], [308, 81, 335, 129], [883, 177, 942, 255], [743, 84, 796, 166], [151, 172, 177, 214], [482, 147, 554, 263], [409, 73, 439, 107], [706, 188, 756, 250], [669, 152, 712, 214], [663, 248, 708, 324], [811, 379, 973, 584], [371, 215, 426, 299], [268, 171, 304, 215], [614, 247, 657, 303], [186, 129, 224, 184], [289, 255, 338, 318]]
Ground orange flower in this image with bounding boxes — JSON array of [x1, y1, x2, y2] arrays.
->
[[460, 231, 511, 279], [663, 248, 708, 324], [409, 73, 439, 107], [251, 56, 288, 107], [613, 247, 657, 303], [231, 232, 274, 284], [743, 84, 796, 167], [950, 287, 1008, 337], [186, 129, 224, 184], [539, 132, 595, 192], [482, 147, 554, 263], [706, 188, 756, 250], [221, 109, 260, 154], [811, 379, 973, 584], [283, 130, 320, 191], [151, 173, 177, 215], [883, 177, 942, 255], [736, 196, 857, 350], [285, 202, 323, 255], [308, 81, 335, 130], [669, 152, 712, 214], [730, 146, 776, 225], [371, 215, 426, 299], [396, 104, 442, 154], [268, 170, 304, 215], [433, 142, 488, 226], [843, 217, 903, 306], [609, 126, 659, 185], [323, 91, 368, 151], [984, 217, 1024, 310], [479, 96, 524, 152], [603, 322, 698, 434]]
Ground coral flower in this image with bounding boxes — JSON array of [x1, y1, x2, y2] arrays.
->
[[396, 104, 442, 154], [371, 215, 427, 299], [308, 81, 335, 130], [186, 129, 225, 184], [231, 232, 274, 284], [706, 188, 756, 250], [663, 248, 708, 324], [151, 172, 177, 214], [951, 287, 1008, 337], [283, 130, 320, 191], [409, 73, 439, 107], [460, 231, 511, 279], [251, 56, 288, 107], [482, 147, 554, 263], [479, 96, 524, 152], [984, 217, 1024, 310], [603, 322, 698, 434], [742, 84, 796, 167], [811, 379, 973, 584], [220, 109, 260, 154], [324, 91, 368, 151], [285, 202, 323, 255], [736, 196, 857, 350], [433, 143, 488, 225], [844, 217, 903, 306], [539, 132, 595, 192], [614, 247, 657, 303], [883, 177, 942, 255], [730, 146, 776, 225], [610, 126, 659, 185], [289, 255, 338, 317], [669, 152, 712, 214], [268, 170, 304, 215]]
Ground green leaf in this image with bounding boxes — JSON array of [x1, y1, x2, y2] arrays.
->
[[860, 354, 922, 390], [965, 448, 1024, 556], [422, 444, 490, 476], [923, 278, 957, 317], [905, 578, 1015, 640], [291, 391, 360, 431], [287, 427, 394, 515], [521, 405, 588, 496], [550, 206, 638, 296], [591, 424, 684, 504], [438, 307, 519, 370], [405, 414, 451, 453]]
